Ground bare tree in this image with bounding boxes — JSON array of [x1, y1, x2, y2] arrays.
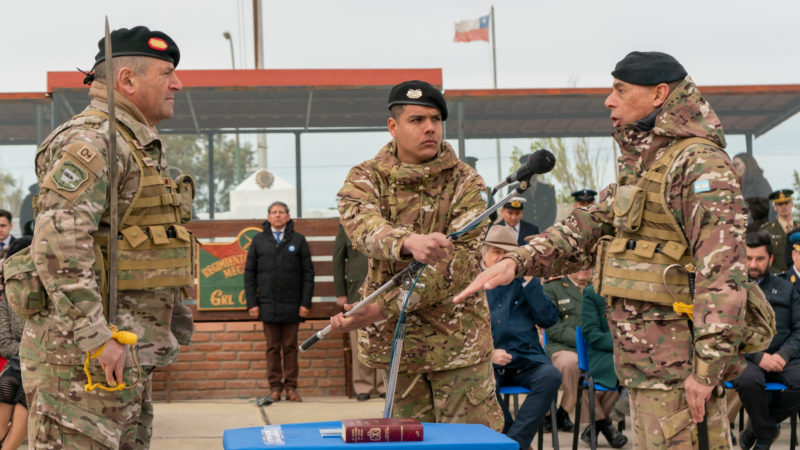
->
[[511, 137, 611, 203]]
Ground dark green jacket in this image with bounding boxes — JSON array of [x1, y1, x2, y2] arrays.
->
[[581, 286, 618, 388], [333, 224, 368, 304], [543, 276, 584, 358], [762, 219, 800, 273]]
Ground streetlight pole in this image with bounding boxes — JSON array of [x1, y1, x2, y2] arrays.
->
[[223, 31, 243, 184]]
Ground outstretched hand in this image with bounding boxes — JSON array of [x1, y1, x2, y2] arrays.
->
[[402, 233, 454, 265], [453, 258, 517, 303]]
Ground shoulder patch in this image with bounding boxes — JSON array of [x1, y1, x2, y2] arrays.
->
[[61, 141, 105, 175], [693, 179, 710, 194], [52, 159, 88, 192]]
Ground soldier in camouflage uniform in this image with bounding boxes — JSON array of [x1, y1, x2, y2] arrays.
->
[[330, 80, 503, 431], [456, 52, 749, 449], [20, 27, 193, 449]]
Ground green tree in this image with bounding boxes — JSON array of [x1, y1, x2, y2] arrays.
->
[[511, 137, 611, 203], [0, 166, 23, 217], [162, 134, 254, 213]]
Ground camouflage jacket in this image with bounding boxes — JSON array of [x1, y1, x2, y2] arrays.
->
[[337, 140, 493, 373], [508, 77, 748, 389], [22, 82, 193, 367]]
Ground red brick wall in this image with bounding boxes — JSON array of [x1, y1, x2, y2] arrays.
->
[[151, 321, 347, 401]]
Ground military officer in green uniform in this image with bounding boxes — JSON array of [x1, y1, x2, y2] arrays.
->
[[333, 224, 385, 400], [761, 189, 798, 273], [11, 27, 194, 449]]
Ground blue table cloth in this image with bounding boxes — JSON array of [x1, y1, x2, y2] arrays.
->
[[223, 421, 517, 449]]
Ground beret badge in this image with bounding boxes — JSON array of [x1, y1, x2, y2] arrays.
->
[[406, 89, 423, 99]]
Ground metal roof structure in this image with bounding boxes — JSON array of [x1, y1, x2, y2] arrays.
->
[[445, 85, 800, 140], [3, 69, 800, 147]]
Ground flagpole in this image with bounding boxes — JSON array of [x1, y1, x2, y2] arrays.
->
[[491, 6, 502, 184]]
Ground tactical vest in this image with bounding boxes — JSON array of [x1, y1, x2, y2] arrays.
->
[[598, 138, 715, 305], [77, 110, 195, 294]]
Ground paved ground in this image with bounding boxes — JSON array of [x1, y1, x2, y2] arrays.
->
[[11, 394, 794, 449], [147, 396, 798, 449]]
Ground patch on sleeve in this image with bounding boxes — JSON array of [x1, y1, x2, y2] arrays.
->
[[52, 160, 88, 191], [693, 179, 711, 194], [480, 190, 488, 203]]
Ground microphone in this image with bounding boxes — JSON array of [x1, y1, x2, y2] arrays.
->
[[492, 149, 555, 194]]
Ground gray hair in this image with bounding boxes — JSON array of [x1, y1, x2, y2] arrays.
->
[[93, 56, 151, 83]]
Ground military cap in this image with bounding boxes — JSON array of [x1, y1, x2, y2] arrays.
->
[[484, 225, 518, 252], [790, 231, 800, 252], [388, 80, 448, 120], [768, 189, 794, 204], [571, 189, 597, 203], [611, 51, 687, 86], [502, 196, 526, 210], [93, 26, 180, 69]]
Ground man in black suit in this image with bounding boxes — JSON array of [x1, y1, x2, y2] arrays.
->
[[498, 197, 539, 246], [0, 209, 16, 265], [732, 231, 800, 450]]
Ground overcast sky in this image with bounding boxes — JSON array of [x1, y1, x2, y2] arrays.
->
[[2, 0, 799, 213]]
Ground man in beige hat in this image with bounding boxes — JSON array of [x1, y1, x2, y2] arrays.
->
[[483, 225, 560, 450]]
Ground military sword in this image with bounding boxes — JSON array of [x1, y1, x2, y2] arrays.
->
[[105, 16, 119, 323]]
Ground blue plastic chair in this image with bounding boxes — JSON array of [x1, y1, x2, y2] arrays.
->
[[573, 326, 619, 450], [496, 330, 559, 450], [724, 380, 797, 450]]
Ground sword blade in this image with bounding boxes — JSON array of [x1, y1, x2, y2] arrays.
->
[[105, 16, 119, 323]]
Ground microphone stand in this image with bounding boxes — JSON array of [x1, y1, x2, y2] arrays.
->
[[299, 177, 534, 418]]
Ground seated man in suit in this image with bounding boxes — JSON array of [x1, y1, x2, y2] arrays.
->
[[499, 197, 539, 246], [732, 231, 800, 450], [483, 225, 561, 450]]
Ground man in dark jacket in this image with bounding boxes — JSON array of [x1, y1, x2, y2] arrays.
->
[[498, 197, 540, 246], [245, 201, 314, 403], [733, 231, 800, 450], [779, 230, 800, 291], [484, 225, 561, 450], [332, 224, 384, 401]]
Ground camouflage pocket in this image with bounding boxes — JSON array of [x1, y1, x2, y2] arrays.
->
[[659, 406, 693, 448], [175, 174, 196, 224], [612, 185, 645, 232], [592, 235, 613, 296], [2, 246, 48, 318], [739, 281, 777, 354]]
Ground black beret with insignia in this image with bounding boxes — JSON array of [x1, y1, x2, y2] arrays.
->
[[571, 189, 597, 203], [93, 26, 180, 69], [611, 51, 687, 86], [768, 189, 794, 204], [388, 80, 448, 120]]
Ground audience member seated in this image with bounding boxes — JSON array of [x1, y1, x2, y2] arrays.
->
[[483, 226, 561, 450], [542, 269, 593, 433], [580, 285, 628, 448], [732, 231, 800, 450], [0, 237, 31, 450]]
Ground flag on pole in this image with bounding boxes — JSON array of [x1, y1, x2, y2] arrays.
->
[[453, 15, 490, 42]]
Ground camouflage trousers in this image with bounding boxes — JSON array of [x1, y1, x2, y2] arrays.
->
[[22, 360, 154, 449], [629, 387, 730, 449], [389, 359, 504, 432]]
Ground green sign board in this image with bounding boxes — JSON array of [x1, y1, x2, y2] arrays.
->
[[196, 227, 260, 311]]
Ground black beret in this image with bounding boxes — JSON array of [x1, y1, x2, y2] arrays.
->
[[768, 189, 794, 204], [93, 26, 180, 69], [611, 51, 687, 86], [571, 189, 598, 203], [388, 80, 447, 120]]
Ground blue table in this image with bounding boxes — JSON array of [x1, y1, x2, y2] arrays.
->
[[223, 421, 517, 449]]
